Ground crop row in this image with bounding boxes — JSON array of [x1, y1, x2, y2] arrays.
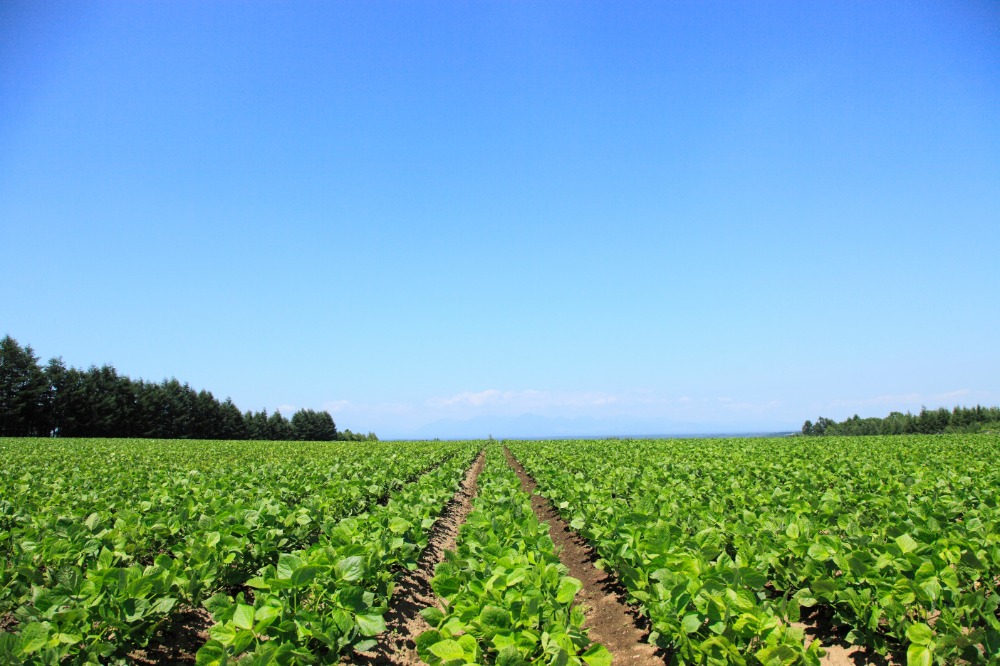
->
[[416, 445, 610, 666], [197, 443, 480, 664], [0, 438, 476, 664], [508, 436, 1000, 665]]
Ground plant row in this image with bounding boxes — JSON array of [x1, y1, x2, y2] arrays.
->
[[0, 438, 472, 664], [416, 445, 611, 666], [195, 443, 481, 664], [509, 435, 1000, 665]]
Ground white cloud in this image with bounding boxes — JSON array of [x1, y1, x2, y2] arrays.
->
[[426, 389, 625, 411], [422, 388, 794, 419], [721, 399, 782, 413], [317, 388, 806, 438], [322, 399, 414, 416], [308, 384, 998, 439]]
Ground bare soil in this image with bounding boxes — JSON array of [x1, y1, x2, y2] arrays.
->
[[128, 606, 214, 665], [350, 450, 487, 666], [794, 605, 902, 666], [504, 450, 665, 666], [0, 612, 18, 633]]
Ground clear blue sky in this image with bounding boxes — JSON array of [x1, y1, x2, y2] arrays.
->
[[3, 1, 998, 438]]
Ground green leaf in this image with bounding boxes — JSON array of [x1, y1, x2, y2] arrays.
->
[[681, 614, 702, 634], [276, 553, 301, 580], [429, 639, 466, 662], [905, 622, 933, 646], [336, 556, 364, 582], [807, 542, 835, 561], [914, 561, 936, 584], [209, 623, 238, 646], [389, 517, 412, 534], [246, 577, 270, 590], [939, 566, 960, 591], [556, 576, 583, 604], [152, 596, 178, 615], [496, 645, 527, 666], [234, 603, 255, 631], [355, 613, 387, 636], [355, 639, 378, 652], [960, 549, 984, 570], [291, 565, 321, 587], [896, 534, 919, 554], [204, 592, 232, 618], [195, 640, 229, 666], [124, 597, 150, 622], [582, 643, 612, 666], [506, 568, 527, 586], [431, 574, 461, 598], [457, 633, 478, 655], [420, 607, 446, 626], [416, 629, 443, 660], [232, 629, 255, 654], [19, 622, 49, 655], [906, 643, 932, 666], [479, 605, 511, 628], [756, 644, 799, 665], [793, 587, 817, 607], [339, 586, 370, 612]]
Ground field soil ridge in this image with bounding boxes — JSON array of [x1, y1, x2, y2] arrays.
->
[[504, 449, 665, 666], [129, 607, 214, 665], [351, 449, 487, 666]]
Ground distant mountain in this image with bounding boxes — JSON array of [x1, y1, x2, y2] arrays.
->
[[384, 413, 794, 440]]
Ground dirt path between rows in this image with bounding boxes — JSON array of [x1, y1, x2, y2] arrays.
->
[[129, 607, 214, 665], [794, 609, 898, 666], [504, 450, 665, 666], [351, 450, 487, 666]]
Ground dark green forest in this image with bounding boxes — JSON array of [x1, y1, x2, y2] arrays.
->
[[801, 405, 1000, 436], [0, 335, 377, 441]]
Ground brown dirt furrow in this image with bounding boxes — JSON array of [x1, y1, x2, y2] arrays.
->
[[504, 449, 664, 666], [806, 636, 894, 666], [351, 449, 487, 666], [128, 606, 213, 665], [793, 606, 899, 666]]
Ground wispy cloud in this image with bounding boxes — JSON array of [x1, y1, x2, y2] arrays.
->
[[424, 388, 787, 419], [312, 384, 995, 439], [317, 388, 808, 438], [321, 399, 414, 416], [721, 399, 782, 413], [426, 389, 624, 410]]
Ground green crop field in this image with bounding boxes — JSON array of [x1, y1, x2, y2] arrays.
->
[[1, 435, 998, 665], [0, 438, 479, 664], [509, 435, 1000, 665]]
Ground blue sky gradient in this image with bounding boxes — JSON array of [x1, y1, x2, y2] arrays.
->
[[3, 1, 998, 437]]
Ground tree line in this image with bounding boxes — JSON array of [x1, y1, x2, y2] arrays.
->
[[0, 335, 377, 441], [801, 405, 1000, 436]]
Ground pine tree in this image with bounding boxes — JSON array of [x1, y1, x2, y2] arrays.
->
[[0, 335, 50, 436]]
